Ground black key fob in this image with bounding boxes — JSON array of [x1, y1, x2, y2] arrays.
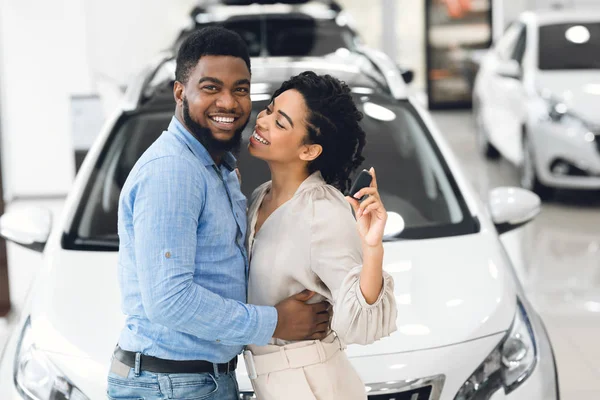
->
[[349, 169, 373, 202]]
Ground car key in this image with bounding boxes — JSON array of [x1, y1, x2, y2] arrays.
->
[[349, 169, 373, 202]]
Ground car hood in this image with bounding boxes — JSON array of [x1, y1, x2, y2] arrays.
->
[[537, 70, 600, 124], [30, 231, 517, 394]]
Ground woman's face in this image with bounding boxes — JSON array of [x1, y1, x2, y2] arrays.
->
[[248, 89, 321, 165]]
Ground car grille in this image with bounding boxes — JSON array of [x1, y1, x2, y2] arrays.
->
[[366, 375, 444, 400], [369, 385, 432, 400], [241, 376, 444, 400]]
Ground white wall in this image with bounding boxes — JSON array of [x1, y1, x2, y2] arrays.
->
[[395, 0, 427, 90], [0, 0, 196, 201], [0, 0, 81, 200], [83, 0, 196, 115]]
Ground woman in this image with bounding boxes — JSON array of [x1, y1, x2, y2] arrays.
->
[[245, 71, 398, 400]]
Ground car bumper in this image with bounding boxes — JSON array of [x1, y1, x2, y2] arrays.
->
[[1, 315, 558, 400], [236, 326, 558, 400], [531, 122, 600, 189]]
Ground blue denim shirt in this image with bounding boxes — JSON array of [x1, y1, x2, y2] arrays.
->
[[117, 117, 277, 362]]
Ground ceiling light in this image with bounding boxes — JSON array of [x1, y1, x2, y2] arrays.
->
[[363, 102, 396, 121]]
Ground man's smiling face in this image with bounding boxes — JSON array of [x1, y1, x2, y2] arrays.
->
[[174, 55, 252, 153]]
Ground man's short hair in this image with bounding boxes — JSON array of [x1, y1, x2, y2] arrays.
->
[[175, 26, 251, 84]]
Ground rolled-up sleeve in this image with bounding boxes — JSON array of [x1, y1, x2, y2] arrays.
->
[[309, 187, 397, 346], [132, 156, 277, 346]]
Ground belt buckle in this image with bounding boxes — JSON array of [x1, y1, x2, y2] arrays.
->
[[243, 350, 258, 380]]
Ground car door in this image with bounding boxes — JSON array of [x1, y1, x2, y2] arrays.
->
[[485, 22, 528, 164]]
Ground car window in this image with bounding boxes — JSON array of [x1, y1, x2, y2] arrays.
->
[[538, 22, 600, 70], [512, 27, 527, 65], [64, 97, 476, 250]]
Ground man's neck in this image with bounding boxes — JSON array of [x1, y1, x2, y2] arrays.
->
[[210, 152, 224, 166], [174, 114, 224, 166]]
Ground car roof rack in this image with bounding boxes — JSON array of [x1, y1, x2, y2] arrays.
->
[[129, 45, 408, 108], [354, 47, 407, 100]]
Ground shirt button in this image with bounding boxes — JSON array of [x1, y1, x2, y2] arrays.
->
[[216, 339, 221, 343], [165, 252, 171, 258]]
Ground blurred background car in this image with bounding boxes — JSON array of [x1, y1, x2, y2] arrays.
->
[[473, 9, 600, 199], [172, 0, 361, 57]]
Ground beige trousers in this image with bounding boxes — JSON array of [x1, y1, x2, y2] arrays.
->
[[245, 334, 367, 400]]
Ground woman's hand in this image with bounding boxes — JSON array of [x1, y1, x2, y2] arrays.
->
[[346, 168, 387, 248]]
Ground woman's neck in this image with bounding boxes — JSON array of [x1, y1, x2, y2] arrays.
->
[[268, 163, 311, 202]]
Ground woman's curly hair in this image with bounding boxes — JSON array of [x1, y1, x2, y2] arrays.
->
[[271, 71, 366, 194]]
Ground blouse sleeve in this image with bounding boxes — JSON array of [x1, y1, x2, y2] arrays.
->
[[308, 186, 397, 346]]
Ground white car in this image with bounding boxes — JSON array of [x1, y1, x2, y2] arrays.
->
[[0, 49, 558, 400], [473, 9, 600, 199]]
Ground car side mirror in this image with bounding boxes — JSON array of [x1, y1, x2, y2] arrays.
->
[[488, 187, 540, 234], [397, 66, 414, 84], [496, 59, 521, 80], [383, 211, 405, 240], [0, 207, 52, 252], [401, 69, 414, 84]]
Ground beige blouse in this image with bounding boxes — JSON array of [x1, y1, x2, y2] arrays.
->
[[247, 172, 397, 346]]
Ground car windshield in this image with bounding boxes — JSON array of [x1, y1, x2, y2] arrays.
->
[[64, 95, 477, 251], [539, 22, 600, 70], [180, 15, 356, 57]]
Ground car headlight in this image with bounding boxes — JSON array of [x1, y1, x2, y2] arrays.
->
[[454, 299, 537, 400], [14, 318, 89, 400]]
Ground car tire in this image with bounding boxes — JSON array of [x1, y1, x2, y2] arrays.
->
[[521, 134, 554, 201], [473, 103, 500, 160]]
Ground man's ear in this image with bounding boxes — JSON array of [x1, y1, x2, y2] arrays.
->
[[299, 144, 322, 162], [173, 81, 185, 106]]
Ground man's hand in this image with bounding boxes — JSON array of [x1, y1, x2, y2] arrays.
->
[[273, 290, 331, 341]]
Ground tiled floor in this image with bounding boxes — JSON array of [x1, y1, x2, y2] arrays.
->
[[431, 110, 600, 400], [0, 111, 598, 399]]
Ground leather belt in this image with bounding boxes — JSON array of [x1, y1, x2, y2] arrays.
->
[[113, 346, 237, 374]]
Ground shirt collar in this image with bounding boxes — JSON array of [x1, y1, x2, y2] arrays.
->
[[267, 171, 325, 197], [297, 171, 326, 193], [168, 116, 237, 171]]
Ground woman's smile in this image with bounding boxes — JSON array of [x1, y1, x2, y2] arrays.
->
[[250, 127, 271, 146]]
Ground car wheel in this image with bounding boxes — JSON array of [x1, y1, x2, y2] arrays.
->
[[521, 134, 554, 201], [473, 104, 500, 159]]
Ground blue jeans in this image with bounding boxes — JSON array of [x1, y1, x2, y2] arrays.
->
[[107, 363, 239, 400]]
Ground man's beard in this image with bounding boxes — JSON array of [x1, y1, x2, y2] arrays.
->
[[182, 97, 248, 155]]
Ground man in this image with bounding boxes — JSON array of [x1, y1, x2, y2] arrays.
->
[[107, 27, 331, 399]]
